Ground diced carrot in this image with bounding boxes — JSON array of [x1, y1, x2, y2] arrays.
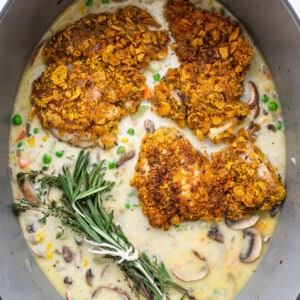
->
[[142, 86, 153, 99], [18, 157, 30, 169], [199, 236, 206, 243], [255, 220, 267, 232], [16, 129, 26, 142]]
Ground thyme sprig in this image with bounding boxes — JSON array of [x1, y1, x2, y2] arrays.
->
[[13, 150, 194, 300]]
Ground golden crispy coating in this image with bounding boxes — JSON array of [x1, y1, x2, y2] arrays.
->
[[32, 58, 146, 148], [165, 0, 253, 68], [152, 0, 253, 143], [32, 6, 169, 148], [131, 126, 211, 229], [44, 6, 169, 68], [131, 127, 286, 229]]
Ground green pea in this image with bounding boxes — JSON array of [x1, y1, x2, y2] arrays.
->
[[33, 128, 39, 134], [17, 141, 24, 148], [276, 122, 283, 131], [12, 114, 22, 126], [127, 128, 135, 136], [102, 0, 109, 3], [108, 161, 116, 169], [124, 203, 131, 210], [153, 73, 161, 82], [261, 95, 269, 103], [55, 151, 64, 158], [268, 101, 278, 112], [43, 154, 52, 164], [85, 0, 93, 6], [117, 146, 126, 155]]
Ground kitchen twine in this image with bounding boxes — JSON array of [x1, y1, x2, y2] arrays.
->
[[84, 237, 167, 300]]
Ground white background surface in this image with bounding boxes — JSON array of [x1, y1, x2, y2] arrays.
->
[[0, 0, 300, 15], [289, 0, 300, 16], [0, 0, 7, 12]]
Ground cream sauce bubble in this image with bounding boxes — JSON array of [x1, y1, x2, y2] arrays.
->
[[9, 0, 285, 299]]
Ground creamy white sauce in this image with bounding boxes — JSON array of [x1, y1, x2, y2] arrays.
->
[[9, 0, 286, 299]]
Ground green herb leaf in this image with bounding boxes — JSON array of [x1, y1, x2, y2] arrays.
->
[[13, 150, 193, 299]]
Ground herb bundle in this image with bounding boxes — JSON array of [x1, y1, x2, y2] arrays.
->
[[13, 150, 193, 300]]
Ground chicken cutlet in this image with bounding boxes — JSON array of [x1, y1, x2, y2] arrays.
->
[[131, 127, 286, 229], [152, 0, 253, 143], [32, 6, 169, 148], [44, 6, 169, 68], [32, 58, 146, 149]]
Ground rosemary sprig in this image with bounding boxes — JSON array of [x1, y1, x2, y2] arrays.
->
[[14, 150, 194, 300]]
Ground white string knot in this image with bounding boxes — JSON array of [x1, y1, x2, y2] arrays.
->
[[84, 237, 139, 264]]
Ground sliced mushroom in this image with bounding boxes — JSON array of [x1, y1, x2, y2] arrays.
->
[[65, 290, 74, 300], [63, 276, 73, 285], [144, 119, 155, 133], [74, 249, 82, 268], [270, 206, 278, 217], [245, 81, 260, 118], [92, 284, 131, 299], [26, 121, 31, 137], [18, 174, 40, 205], [26, 223, 36, 233], [239, 228, 263, 263], [86, 268, 94, 287], [100, 264, 110, 278], [31, 245, 45, 258], [62, 246, 74, 263], [225, 215, 259, 230], [116, 150, 135, 168], [267, 124, 276, 132], [207, 224, 224, 243], [263, 235, 271, 243], [74, 234, 84, 246], [172, 250, 209, 282]]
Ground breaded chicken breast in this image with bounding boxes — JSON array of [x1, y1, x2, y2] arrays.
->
[[32, 58, 146, 149], [131, 127, 286, 229], [44, 6, 169, 68], [152, 0, 253, 143], [32, 6, 169, 148]]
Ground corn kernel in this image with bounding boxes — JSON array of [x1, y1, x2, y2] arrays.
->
[[42, 135, 48, 142], [46, 242, 53, 251], [45, 251, 54, 259], [83, 259, 89, 267], [121, 137, 128, 143], [35, 230, 45, 243], [27, 136, 35, 148], [80, 6, 87, 13], [264, 85, 271, 92]]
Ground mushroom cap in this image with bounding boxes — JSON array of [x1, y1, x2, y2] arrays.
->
[[172, 250, 209, 282], [225, 215, 260, 230], [239, 227, 263, 263]]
